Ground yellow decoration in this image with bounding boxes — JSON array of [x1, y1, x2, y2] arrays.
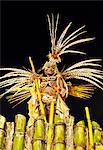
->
[[85, 107, 94, 150]]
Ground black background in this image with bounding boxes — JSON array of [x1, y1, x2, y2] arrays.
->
[[0, 1, 103, 126]]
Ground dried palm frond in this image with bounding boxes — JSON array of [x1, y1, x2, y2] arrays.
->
[[63, 59, 103, 91], [0, 57, 38, 106], [47, 14, 95, 62], [68, 83, 94, 99]]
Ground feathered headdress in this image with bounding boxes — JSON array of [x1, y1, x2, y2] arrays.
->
[[47, 13, 95, 63]]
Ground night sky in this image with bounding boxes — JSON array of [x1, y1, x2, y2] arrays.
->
[[1, 1, 103, 126]]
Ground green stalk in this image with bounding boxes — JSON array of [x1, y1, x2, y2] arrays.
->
[[33, 116, 45, 150], [74, 120, 85, 150], [4, 122, 14, 150], [95, 144, 103, 150], [85, 107, 94, 150], [47, 123, 54, 150], [24, 90, 39, 150], [92, 121, 102, 144], [47, 101, 55, 150], [54, 115, 65, 150], [24, 125, 34, 150], [65, 115, 74, 150], [24, 99, 39, 150], [35, 79, 47, 122], [0, 115, 6, 150], [12, 114, 26, 150], [85, 127, 89, 150]]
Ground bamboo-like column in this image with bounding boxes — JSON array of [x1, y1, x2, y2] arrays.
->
[[85, 127, 89, 150], [92, 121, 103, 150], [24, 125, 34, 150], [33, 116, 45, 150], [85, 107, 94, 150], [65, 115, 74, 150], [95, 144, 103, 150], [54, 115, 65, 150], [0, 115, 6, 150], [4, 122, 14, 150], [47, 101, 55, 150], [74, 121, 86, 150], [12, 114, 26, 150], [92, 121, 102, 144], [29, 56, 46, 122], [35, 79, 47, 122], [24, 90, 39, 150]]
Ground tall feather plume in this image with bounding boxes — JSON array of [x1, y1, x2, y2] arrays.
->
[[47, 14, 95, 62]]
